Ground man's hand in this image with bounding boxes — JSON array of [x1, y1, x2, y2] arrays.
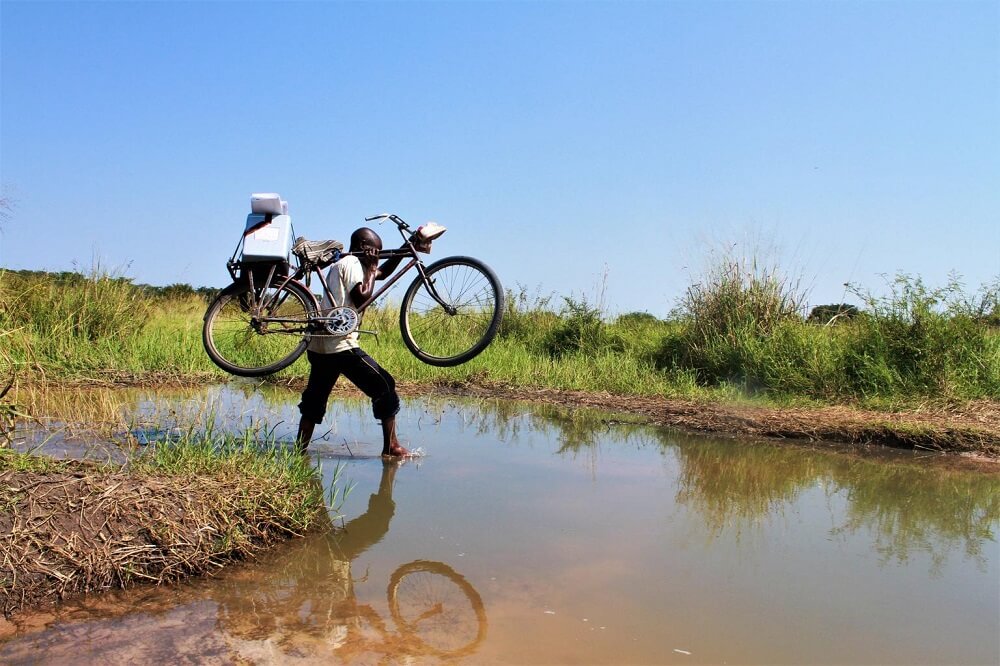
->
[[409, 233, 432, 254], [358, 245, 380, 273], [351, 245, 380, 309]]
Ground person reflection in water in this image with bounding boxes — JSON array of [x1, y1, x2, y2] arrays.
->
[[217, 460, 402, 658]]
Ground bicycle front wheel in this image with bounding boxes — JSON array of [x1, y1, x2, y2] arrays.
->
[[399, 256, 504, 367], [202, 280, 316, 377], [388, 560, 488, 658]]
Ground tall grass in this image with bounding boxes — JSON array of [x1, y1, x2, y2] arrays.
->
[[656, 253, 805, 391], [1, 268, 146, 340], [1, 268, 150, 373], [839, 274, 1000, 400], [2, 266, 997, 407], [1, 269, 217, 377]]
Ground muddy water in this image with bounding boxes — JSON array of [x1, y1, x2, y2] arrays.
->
[[2, 385, 998, 665]]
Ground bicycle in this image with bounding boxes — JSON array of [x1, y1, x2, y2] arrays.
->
[[214, 556, 489, 662], [202, 213, 504, 377]]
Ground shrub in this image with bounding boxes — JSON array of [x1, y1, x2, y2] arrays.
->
[[842, 274, 1000, 399], [655, 253, 806, 388], [607, 311, 673, 359], [497, 284, 559, 349], [808, 303, 860, 324], [542, 296, 617, 357], [615, 311, 661, 326]]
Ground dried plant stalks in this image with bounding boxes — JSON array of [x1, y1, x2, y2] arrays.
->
[[0, 462, 323, 619], [0, 375, 17, 449]]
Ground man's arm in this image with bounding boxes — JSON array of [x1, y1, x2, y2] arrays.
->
[[349, 248, 403, 308], [375, 253, 404, 281]]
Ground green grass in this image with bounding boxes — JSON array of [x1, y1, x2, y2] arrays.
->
[[129, 428, 331, 531], [0, 427, 333, 531], [0, 448, 73, 473], [2, 266, 998, 409]]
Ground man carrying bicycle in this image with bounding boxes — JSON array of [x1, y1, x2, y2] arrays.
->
[[296, 227, 410, 457]]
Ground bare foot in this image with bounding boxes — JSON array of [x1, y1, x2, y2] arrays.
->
[[382, 442, 411, 458]]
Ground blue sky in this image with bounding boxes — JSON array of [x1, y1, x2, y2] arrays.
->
[[2, 1, 998, 316]]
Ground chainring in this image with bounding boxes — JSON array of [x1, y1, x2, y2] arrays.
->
[[323, 306, 360, 336]]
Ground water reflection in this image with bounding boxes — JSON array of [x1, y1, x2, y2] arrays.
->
[[827, 456, 998, 573], [463, 399, 997, 574], [210, 461, 487, 662], [440, 397, 651, 450], [662, 436, 999, 572], [672, 437, 820, 538], [0, 460, 488, 664], [458, 398, 997, 573]]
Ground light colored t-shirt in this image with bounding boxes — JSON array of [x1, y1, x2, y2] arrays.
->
[[308, 255, 364, 354]]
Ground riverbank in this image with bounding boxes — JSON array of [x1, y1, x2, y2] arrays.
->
[[0, 437, 328, 621], [426, 380, 1000, 460]]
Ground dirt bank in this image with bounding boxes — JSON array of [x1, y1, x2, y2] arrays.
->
[[419, 380, 1000, 459], [0, 459, 325, 621]]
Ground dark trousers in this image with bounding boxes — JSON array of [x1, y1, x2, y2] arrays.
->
[[298, 348, 400, 424]]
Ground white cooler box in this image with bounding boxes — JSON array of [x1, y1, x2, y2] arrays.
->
[[243, 194, 292, 263], [251, 192, 288, 215], [242, 213, 293, 262]]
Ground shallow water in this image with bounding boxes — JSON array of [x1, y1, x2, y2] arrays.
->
[[3, 385, 999, 664]]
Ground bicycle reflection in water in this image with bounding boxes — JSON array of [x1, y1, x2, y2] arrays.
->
[[213, 460, 488, 663]]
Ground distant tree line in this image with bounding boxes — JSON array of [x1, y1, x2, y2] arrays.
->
[[1, 269, 220, 302]]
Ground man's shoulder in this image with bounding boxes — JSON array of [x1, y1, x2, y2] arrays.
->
[[330, 254, 359, 275], [334, 254, 364, 287], [337, 254, 364, 273]]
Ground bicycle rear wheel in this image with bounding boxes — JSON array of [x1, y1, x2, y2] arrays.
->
[[202, 280, 316, 377], [399, 256, 504, 367]]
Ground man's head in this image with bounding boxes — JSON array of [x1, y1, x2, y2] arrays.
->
[[350, 227, 382, 253]]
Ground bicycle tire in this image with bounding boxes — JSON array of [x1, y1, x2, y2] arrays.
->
[[202, 280, 316, 377], [398, 256, 504, 367], [387, 560, 488, 658]]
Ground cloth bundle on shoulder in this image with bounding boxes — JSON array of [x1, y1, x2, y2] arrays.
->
[[292, 237, 345, 268]]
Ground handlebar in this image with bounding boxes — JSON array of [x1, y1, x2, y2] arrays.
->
[[364, 213, 412, 232]]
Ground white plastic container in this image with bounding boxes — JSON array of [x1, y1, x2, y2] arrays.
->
[[242, 214, 293, 262], [250, 193, 288, 215]]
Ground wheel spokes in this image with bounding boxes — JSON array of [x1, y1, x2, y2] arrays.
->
[[209, 286, 310, 371]]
